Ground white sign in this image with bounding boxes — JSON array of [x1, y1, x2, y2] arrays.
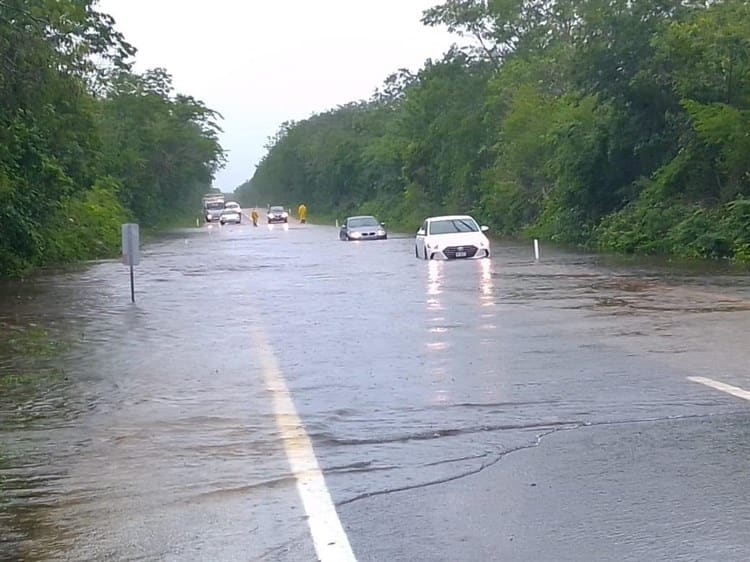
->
[[121, 223, 140, 266]]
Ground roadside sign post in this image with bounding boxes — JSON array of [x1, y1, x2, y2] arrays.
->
[[121, 223, 140, 303]]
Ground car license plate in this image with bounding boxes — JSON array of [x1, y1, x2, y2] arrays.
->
[[455, 251, 467, 258]]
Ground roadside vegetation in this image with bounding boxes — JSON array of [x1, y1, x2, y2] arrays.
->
[[0, 0, 225, 277], [236, 0, 750, 261]]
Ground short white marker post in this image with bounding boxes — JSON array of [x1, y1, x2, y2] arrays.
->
[[534, 238, 540, 261], [121, 223, 140, 303]]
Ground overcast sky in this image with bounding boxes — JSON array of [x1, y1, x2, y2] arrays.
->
[[96, 0, 457, 192]]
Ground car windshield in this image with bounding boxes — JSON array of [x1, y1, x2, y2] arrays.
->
[[206, 202, 224, 210], [429, 218, 479, 235], [348, 217, 379, 228], [270, 206, 284, 213], [222, 209, 238, 214]]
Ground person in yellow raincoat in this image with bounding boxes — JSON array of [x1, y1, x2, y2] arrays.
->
[[251, 208, 259, 227], [297, 203, 307, 224]]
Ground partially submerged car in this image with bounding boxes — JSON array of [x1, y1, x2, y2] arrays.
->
[[267, 206, 288, 224], [339, 215, 387, 241], [415, 215, 490, 260], [220, 208, 241, 225], [224, 201, 241, 212]]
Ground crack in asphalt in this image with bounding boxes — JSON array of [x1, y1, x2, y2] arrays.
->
[[336, 428, 562, 507], [335, 410, 747, 507], [315, 420, 580, 447]]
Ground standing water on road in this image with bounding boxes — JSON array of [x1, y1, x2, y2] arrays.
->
[[2, 220, 750, 560]]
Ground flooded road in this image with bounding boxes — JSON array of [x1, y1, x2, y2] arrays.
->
[[2, 216, 750, 561]]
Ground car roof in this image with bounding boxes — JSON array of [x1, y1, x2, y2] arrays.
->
[[425, 215, 476, 221], [346, 215, 377, 220]]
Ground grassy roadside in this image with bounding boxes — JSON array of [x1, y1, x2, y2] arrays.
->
[[141, 211, 205, 241]]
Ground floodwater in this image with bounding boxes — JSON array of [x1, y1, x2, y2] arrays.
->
[[2, 218, 750, 561]]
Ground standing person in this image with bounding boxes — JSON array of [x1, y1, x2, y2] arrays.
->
[[251, 208, 259, 227], [297, 203, 307, 224]]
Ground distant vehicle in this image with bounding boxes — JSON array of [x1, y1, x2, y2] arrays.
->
[[204, 200, 225, 223], [267, 206, 288, 224], [202, 192, 224, 205], [224, 201, 241, 212], [415, 215, 490, 260], [220, 208, 241, 225], [339, 215, 387, 241]]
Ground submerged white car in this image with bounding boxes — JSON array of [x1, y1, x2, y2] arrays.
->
[[220, 208, 241, 225], [415, 215, 490, 260]]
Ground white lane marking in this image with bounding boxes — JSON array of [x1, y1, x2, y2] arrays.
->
[[688, 376, 750, 401], [252, 328, 356, 562]]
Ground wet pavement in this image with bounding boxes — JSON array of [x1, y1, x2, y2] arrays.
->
[[2, 215, 750, 561]]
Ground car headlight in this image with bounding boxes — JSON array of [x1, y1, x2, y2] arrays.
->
[[350, 232, 362, 238], [206, 213, 212, 219], [282, 212, 288, 218], [377, 229, 385, 235]]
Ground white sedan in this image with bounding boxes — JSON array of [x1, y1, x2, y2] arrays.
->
[[220, 208, 242, 225], [415, 215, 490, 260]]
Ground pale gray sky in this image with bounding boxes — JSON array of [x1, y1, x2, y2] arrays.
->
[[97, 0, 457, 192]]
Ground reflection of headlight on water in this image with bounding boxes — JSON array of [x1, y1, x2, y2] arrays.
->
[[479, 259, 493, 300], [427, 260, 442, 296], [480, 258, 491, 276], [428, 259, 441, 280]]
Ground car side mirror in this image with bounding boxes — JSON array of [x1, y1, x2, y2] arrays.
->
[[481, 225, 489, 232], [417, 228, 425, 235], [380, 222, 386, 226]]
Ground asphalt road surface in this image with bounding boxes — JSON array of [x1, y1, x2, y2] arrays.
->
[[2, 215, 750, 561]]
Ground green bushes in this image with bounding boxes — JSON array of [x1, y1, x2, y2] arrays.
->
[[595, 196, 750, 261], [39, 180, 130, 264]]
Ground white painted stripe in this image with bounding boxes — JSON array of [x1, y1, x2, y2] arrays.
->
[[688, 376, 750, 401], [252, 328, 356, 562]]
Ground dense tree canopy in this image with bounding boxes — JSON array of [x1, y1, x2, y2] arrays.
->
[[0, 0, 224, 275], [237, 0, 750, 261]]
